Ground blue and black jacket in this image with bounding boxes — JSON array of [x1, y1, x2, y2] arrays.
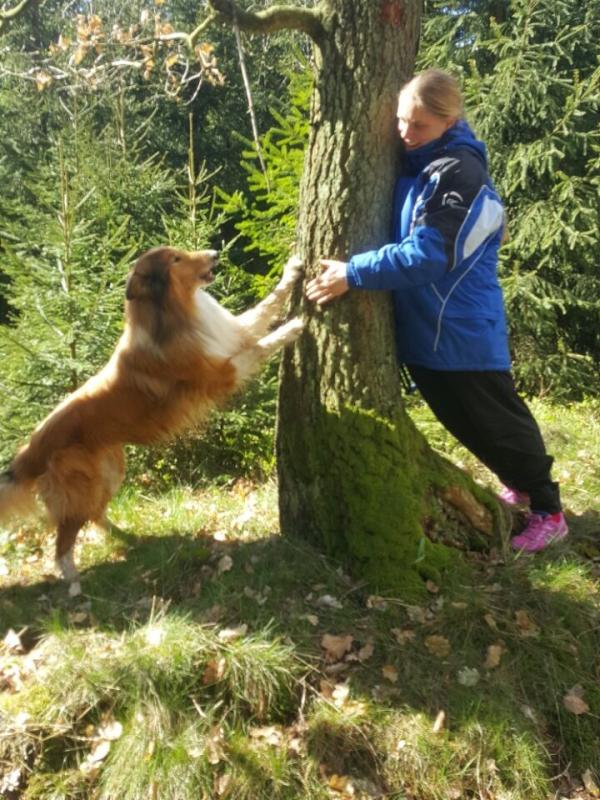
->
[[346, 120, 511, 371]]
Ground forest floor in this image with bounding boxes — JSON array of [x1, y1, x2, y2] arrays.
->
[[1, 397, 599, 800]]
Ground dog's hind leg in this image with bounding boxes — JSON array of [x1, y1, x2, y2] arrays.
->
[[55, 516, 86, 596], [236, 255, 303, 337]]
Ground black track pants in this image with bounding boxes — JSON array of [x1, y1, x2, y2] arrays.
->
[[407, 365, 561, 514]]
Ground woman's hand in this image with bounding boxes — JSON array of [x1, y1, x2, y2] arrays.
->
[[305, 259, 349, 305]]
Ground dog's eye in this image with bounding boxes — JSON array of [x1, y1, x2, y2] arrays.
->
[[171, 255, 181, 264]]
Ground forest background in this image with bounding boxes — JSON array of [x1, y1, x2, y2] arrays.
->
[[0, 0, 598, 486]]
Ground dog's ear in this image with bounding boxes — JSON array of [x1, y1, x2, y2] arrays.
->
[[126, 252, 169, 302]]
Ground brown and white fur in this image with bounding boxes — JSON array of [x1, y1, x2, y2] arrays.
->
[[0, 247, 304, 594]]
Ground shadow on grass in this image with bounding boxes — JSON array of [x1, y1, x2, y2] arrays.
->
[[1, 507, 599, 796]]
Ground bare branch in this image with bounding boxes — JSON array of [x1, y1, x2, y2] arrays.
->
[[207, 0, 325, 43], [0, 0, 37, 35]]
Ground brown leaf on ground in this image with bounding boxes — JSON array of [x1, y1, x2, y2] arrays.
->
[[484, 643, 505, 669], [366, 595, 388, 610], [514, 609, 540, 637], [391, 628, 416, 645], [382, 664, 398, 683], [202, 657, 226, 684], [563, 685, 590, 715], [425, 635, 451, 657], [582, 769, 600, 797], [248, 725, 283, 746], [321, 633, 353, 663], [406, 605, 427, 624], [484, 613, 498, 630]]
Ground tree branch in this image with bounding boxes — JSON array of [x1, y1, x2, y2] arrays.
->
[[0, 0, 37, 35], [207, 0, 326, 43]]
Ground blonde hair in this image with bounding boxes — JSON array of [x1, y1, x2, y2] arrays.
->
[[399, 69, 464, 120]]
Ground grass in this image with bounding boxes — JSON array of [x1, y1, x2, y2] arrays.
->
[[0, 398, 599, 800]]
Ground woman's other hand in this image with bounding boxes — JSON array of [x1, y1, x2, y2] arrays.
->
[[305, 259, 349, 305]]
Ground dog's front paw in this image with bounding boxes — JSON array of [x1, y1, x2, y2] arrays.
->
[[281, 317, 305, 344], [282, 254, 304, 285]]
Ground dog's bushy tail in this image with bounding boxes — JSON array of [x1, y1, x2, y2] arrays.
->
[[0, 467, 37, 522]]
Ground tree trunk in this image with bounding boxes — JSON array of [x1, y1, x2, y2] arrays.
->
[[277, 0, 506, 597]]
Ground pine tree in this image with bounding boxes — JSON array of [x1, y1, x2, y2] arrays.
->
[[0, 102, 174, 463]]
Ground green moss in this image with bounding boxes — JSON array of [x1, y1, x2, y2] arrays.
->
[[287, 402, 476, 599]]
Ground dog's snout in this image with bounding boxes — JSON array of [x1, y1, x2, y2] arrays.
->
[[193, 249, 218, 263]]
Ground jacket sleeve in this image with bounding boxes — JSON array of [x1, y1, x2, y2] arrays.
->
[[346, 151, 488, 291]]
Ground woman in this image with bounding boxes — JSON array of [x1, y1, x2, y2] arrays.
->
[[305, 69, 567, 552]]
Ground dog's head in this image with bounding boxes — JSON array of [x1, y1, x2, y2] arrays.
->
[[125, 247, 218, 305]]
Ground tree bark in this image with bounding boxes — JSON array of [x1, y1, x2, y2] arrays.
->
[[276, 0, 506, 596]]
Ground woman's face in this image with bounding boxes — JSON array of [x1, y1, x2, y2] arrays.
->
[[397, 94, 455, 150]]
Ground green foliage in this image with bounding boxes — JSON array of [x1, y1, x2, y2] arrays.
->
[[219, 60, 311, 270], [420, 0, 600, 397], [0, 112, 169, 460]]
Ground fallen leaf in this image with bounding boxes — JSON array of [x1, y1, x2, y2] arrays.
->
[[426, 580, 440, 594], [302, 614, 319, 626], [425, 635, 451, 657], [207, 725, 225, 765], [217, 555, 233, 573], [514, 610, 540, 637], [432, 709, 446, 733], [216, 773, 231, 795], [317, 594, 343, 609], [68, 611, 89, 624], [327, 773, 355, 794], [97, 720, 123, 741], [484, 643, 505, 669], [14, 710, 30, 728], [332, 683, 350, 707], [582, 769, 600, 797], [391, 628, 415, 645], [2, 629, 24, 654], [382, 664, 398, 683], [366, 595, 388, 610], [202, 657, 226, 684], [484, 613, 498, 630], [356, 640, 375, 662], [319, 678, 335, 699], [218, 624, 247, 642], [0, 768, 21, 794], [563, 686, 589, 715], [406, 605, 427, 624], [457, 667, 480, 686], [248, 725, 283, 746], [321, 633, 353, 662], [520, 704, 537, 723]]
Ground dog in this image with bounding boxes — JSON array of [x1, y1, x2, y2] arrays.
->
[[0, 246, 304, 593]]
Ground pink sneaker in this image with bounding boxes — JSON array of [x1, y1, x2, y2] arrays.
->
[[499, 486, 530, 506], [511, 512, 568, 552]]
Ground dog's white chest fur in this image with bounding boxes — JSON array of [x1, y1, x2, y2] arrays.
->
[[194, 290, 244, 359]]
